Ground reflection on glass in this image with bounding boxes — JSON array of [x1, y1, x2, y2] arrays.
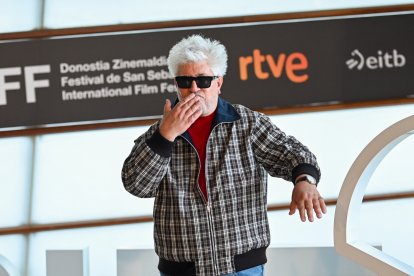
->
[[0, 137, 32, 227], [359, 199, 414, 267], [368, 134, 414, 194], [267, 103, 414, 204], [0, 235, 26, 275], [268, 206, 335, 247], [27, 223, 154, 276], [31, 126, 153, 223], [0, 0, 40, 33]]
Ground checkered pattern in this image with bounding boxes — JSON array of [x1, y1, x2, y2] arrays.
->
[[122, 99, 320, 276]]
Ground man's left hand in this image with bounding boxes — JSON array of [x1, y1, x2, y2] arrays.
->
[[289, 182, 327, 222]]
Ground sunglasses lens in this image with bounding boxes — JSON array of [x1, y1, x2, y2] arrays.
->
[[175, 76, 216, 89], [195, 77, 212, 88], [175, 77, 192, 88]]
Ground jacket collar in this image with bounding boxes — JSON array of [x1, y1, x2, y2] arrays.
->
[[172, 97, 241, 126], [174, 97, 241, 142], [213, 97, 241, 126]]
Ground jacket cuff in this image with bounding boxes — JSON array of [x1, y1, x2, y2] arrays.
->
[[292, 163, 320, 185], [146, 129, 174, 158]]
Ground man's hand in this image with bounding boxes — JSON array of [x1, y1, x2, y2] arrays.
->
[[159, 93, 203, 141], [289, 181, 327, 222]]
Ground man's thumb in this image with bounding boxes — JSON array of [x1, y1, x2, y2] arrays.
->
[[163, 99, 172, 114]]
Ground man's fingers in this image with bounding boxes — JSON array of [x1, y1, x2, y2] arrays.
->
[[320, 197, 328, 214], [186, 107, 203, 125], [181, 99, 202, 122], [291, 184, 327, 222], [295, 197, 324, 222], [306, 202, 314, 222], [289, 202, 297, 215], [177, 92, 196, 106], [176, 96, 201, 116], [312, 197, 323, 219], [160, 96, 199, 140], [296, 202, 306, 222], [299, 207, 306, 222]]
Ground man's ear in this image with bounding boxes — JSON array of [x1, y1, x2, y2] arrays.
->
[[217, 76, 224, 89]]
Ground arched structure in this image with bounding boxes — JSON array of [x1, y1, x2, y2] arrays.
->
[[334, 115, 414, 275]]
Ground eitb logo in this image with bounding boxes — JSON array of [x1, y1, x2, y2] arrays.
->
[[346, 49, 406, 70]]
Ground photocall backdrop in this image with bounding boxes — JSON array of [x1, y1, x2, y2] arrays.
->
[[0, 12, 413, 129]]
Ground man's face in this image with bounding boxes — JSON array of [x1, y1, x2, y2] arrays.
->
[[176, 61, 223, 117]]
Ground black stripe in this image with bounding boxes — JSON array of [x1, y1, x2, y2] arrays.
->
[[158, 258, 196, 276], [234, 247, 267, 272], [158, 247, 267, 275]]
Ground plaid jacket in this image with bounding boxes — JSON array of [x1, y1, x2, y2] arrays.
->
[[122, 98, 320, 276]]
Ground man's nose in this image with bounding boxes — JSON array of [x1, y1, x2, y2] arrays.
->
[[190, 80, 199, 92]]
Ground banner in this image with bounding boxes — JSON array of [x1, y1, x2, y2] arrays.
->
[[1, 12, 413, 129]]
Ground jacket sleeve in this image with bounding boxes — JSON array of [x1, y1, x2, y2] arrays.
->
[[121, 123, 173, 198], [251, 113, 321, 184]]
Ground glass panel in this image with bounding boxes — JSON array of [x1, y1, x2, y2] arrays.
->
[[31, 126, 154, 223], [26, 201, 414, 275], [359, 198, 414, 267], [268, 206, 335, 247], [0, 137, 32, 227], [0, 0, 40, 33], [267, 103, 414, 204], [43, 0, 414, 29], [0, 235, 26, 275], [270, 199, 414, 268], [27, 223, 154, 276], [30, 103, 414, 222], [367, 134, 414, 194]]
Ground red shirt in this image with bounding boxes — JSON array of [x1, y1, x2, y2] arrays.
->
[[187, 111, 216, 201]]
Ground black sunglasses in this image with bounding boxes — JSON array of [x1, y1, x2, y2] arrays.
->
[[175, 76, 219, 89]]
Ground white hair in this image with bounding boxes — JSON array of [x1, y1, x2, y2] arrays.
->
[[167, 34, 228, 77]]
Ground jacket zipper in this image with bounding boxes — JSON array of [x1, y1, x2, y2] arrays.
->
[[181, 135, 219, 275], [204, 122, 229, 274], [181, 121, 229, 275]]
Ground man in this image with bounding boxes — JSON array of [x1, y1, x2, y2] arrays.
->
[[122, 34, 327, 276]]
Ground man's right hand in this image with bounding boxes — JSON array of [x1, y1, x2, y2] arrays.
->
[[159, 93, 202, 141]]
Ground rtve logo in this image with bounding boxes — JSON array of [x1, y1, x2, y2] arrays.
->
[[0, 65, 51, 106], [346, 49, 406, 70], [239, 49, 309, 83]]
